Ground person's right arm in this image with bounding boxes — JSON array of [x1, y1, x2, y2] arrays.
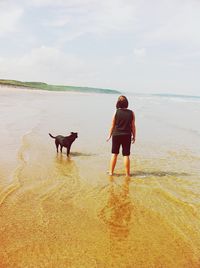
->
[[131, 111, 136, 143], [106, 113, 116, 142]]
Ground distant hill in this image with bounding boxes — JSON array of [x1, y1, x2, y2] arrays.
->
[[0, 79, 121, 94]]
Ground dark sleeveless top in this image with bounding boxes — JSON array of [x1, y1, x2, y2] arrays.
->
[[113, 108, 133, 136]]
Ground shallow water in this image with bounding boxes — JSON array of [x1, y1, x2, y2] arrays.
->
[[0, 87, 200, 267]]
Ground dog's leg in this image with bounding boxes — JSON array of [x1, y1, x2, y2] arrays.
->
[[60, 146, 63, 153], [67, 145, 71, 156], [55, 140, 59, 153]]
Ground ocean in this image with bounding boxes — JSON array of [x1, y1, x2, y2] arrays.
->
[[0, 86, 200, 267]]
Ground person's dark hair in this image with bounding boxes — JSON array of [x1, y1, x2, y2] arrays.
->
[[116, 95, 129, 109]]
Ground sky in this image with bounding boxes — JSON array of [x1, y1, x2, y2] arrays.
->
[[0, 0, 200, 96]]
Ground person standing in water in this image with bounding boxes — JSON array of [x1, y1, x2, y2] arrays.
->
[[107, 95, 136, 177]]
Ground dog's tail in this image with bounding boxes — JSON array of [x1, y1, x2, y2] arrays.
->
[[49, 133, 56, 139]]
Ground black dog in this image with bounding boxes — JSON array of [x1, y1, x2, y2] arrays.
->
[[49, 132, 78, 156]]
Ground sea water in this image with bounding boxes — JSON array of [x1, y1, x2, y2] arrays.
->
[[0, 86, 200, 267]]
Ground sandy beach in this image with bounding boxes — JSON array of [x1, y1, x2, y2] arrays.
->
[[0, 86, 200, 267]]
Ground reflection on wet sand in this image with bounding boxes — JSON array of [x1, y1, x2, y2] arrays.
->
[[98, 176, 135, 267], [97, 174, 200, 267], [99, 176, 133, 240], [55, 154, 79, 178], [40, 153, 81, 201]]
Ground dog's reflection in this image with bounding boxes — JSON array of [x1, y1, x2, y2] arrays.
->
[[55, 154, 79, 179], [99, 177, 133, 240]]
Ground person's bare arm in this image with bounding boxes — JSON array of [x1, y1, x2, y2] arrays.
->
[[131, 111, 136, 143], [106, 114, 116, 142]]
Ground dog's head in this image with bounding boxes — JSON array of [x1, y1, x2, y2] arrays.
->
[[70, 132, 78, 139]]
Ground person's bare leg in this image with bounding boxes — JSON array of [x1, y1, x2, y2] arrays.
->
[[109, 154, 118, 175], [123, 156, 130, 177]]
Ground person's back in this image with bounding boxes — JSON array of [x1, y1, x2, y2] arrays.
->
[[113, 109, 133, 136]]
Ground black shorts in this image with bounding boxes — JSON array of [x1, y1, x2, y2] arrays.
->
[[112, 134, 131, 156]]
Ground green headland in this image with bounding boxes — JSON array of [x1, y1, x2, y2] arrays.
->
[[0, 79, 120, 94]]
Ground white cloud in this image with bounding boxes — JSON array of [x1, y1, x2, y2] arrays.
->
[[0, 4, 23, 35], [141, 1, 200, 47], [134, 48, 146, 57], [22, 0, 200, 50], [0, 46, 94, 85], [43, 16, 71, 27], [31, 0, 93, 6], [35, 0, 199, 49], [34, 0, 137, 40]]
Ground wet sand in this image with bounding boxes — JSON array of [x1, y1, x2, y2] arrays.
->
[[0, 86, 200, 267]]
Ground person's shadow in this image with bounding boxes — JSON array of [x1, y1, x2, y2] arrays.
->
[[99, 176, 133, 241]]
